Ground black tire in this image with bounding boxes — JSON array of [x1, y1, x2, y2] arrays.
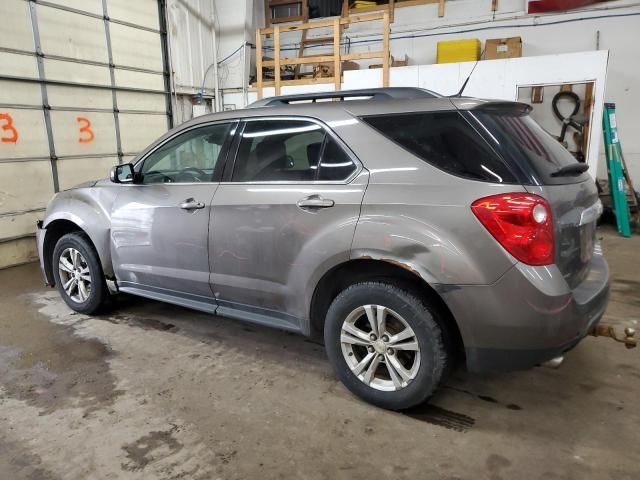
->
[[52, 232, 109, 315], [324, 282, 446, 410]]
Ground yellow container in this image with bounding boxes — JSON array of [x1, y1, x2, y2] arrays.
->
[[436, 39, 481, 64], [353, 1, 377, 8]]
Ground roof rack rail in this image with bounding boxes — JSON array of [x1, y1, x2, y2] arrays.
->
[[248, 87, 441, 108]]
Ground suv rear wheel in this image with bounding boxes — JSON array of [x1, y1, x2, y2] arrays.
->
[[52, 232, 109, 315], [324, 282, 446, 410]]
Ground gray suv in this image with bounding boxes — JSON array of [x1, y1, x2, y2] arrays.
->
[[37, 88, 609, 410]]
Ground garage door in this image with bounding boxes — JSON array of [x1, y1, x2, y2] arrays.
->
[[0, 0, 172, 268]]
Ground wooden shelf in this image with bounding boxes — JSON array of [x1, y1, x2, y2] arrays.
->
[[256, 12, 391, 99], [265, 0, 308, 28], [345, 0, 446, 17]]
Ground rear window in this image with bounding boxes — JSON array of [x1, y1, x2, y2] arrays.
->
[[361, 111, 517, 183], [470, 110, 591, 185]]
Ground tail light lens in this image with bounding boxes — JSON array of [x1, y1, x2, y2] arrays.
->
[[471, 193, 554, 266]]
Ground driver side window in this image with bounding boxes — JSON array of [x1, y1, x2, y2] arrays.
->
[[141, 122, 233, 184]]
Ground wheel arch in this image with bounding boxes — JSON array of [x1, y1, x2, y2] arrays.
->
[[42, 216, 107, 286], [309, 258, 466, 364]]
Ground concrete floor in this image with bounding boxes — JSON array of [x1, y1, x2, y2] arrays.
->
[[0, 226, 638, 480]]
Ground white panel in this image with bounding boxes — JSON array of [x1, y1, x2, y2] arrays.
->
[[116, 91, 166, 112], [37, 4, 108, 62], [0, 109, 49, 159], [108, 0, 159, 30], [419, 63, 465, 96], [388, 66, 420, 87], [118, 113, 166, 153], [167, 0, 216, 93], [44, 0, 103, 16], [0, 80, 42, 105], [0, 161, 54, 213], [342, 50, 610, 178], [0, 0, 34, 51], [47, 85, 113, 110], [114, 69, 165, 91], [50, 111, 117, 157], [44, 59, 111, 85], [57, 156, 116, 191], [0, 210, 42, 239], [0, 52, 39, 78], [0, 237, 38, 269], [109, 23, 163, 71]]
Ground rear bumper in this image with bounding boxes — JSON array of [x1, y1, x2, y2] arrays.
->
[[438, 248, 610, 372]]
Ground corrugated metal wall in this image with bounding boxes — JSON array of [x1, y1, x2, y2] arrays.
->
[[0, 0, 172, 268], [166, 0, 217, 95]]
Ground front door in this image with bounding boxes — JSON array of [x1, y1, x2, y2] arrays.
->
[[111, 121, 235, 302], [210, 118, 368, 329]]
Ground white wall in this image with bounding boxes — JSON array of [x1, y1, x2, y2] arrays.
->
[[180, 0, 640, 181], [167, 0, 255, 95], [350, 51, 610, 178]]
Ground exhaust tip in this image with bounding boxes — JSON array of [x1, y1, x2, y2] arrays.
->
[[542, 356, 564, 369]]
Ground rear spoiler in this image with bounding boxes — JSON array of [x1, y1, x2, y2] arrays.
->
[[450, 98, 532, 115]]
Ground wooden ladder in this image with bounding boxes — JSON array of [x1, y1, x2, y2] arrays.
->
[[293, 30, 336, 79]]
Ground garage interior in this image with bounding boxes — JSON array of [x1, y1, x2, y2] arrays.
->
[[1, 0, 639, 478]]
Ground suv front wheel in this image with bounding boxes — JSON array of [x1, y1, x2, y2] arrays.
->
[[324, 282, 446, 410], [52, 232, 109, 315]]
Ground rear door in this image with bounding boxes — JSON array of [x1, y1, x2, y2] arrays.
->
[[209, 117, 368, 329], [469, 109, 599, 288]]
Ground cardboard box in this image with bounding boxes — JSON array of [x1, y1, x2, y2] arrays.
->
[[484, 37, 522, 60], [312, 61, 359, 79], [392, 54, 408, 67], [368, 55, 409, 70], [342, 60, 360, 72]]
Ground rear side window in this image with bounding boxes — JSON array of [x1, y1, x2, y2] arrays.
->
[[362, 111, 516, 183], [232, 120, 325, 182], [231, 119, 357, 182], [471, 110, 591, 185]]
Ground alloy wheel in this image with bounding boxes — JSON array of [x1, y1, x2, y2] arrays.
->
[[58, 247, 92, 303], [340, 305, 421, 392]]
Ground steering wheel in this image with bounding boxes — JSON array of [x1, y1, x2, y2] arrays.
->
[[177, 167, 208, 182]]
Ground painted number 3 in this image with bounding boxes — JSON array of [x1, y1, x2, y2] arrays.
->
[[0, 113, 19, 144], [77, 117, 95, 143], [0, 115, 96, 145]]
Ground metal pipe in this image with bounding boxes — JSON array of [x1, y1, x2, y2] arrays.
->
[[542, 356, 564, 369], [242, 41, 248, 108], [164, 1, 179, 125], [212, 5, 220, 112], [158, 0, 175, 128]]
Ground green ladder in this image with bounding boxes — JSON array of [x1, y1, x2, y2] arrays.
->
[[602, 103, 631, 237]]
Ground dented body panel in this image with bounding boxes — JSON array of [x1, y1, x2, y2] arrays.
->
[[36, 92, 610, 372], [39, 179, 119, 282]]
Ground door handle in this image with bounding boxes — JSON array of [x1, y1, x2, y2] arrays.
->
[[180, 198, 205, 210], [296, 195, 335, 210]]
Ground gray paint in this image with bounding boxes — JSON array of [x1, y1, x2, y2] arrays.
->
[[36, 93, 610, 371]]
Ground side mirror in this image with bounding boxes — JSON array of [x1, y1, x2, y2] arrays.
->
[[110, 163, 135, 184]]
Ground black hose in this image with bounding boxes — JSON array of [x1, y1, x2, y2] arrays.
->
[[552, 91, 583, 143]]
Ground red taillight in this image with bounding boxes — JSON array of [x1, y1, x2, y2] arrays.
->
[[471, 193, 554, 266]]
